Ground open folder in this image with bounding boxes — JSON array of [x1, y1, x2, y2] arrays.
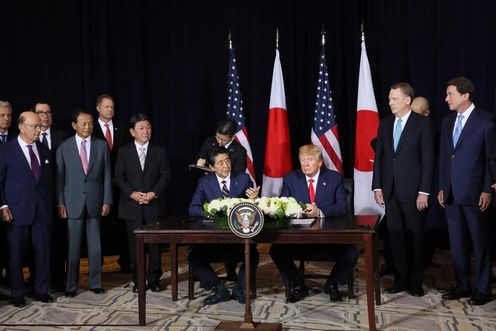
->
[[188, 164, 214, 173]]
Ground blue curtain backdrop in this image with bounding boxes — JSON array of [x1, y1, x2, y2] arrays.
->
[[1, 0, 495, 213]]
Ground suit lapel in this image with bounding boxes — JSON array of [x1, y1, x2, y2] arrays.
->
[[69, 137, 86, 175], [395, 114, 415, 154], [454, 109, 476, 150], [209, 174, 223, 197], [12, 140, 36, 182], [297, 171, 311, 202], [87, 139, 98, 174]]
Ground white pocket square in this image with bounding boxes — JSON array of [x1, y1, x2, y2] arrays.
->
[[45, 159, 50, 164]]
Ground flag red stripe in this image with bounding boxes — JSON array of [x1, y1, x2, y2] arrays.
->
[[264, 107, 292, 178], [318, 132, 343, 174]]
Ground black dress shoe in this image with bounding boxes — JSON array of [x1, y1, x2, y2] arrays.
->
[[231, 286, 245, 303], [286, 284, 309, 303], [408, 285, 425, 297], [90, 288, 105, 294], [34, 293, 54, 303], [204, 288, 231, 305], [11, 296, 26, 308], [148, 283, 164, 292], [386, 283, 409, 294], [65, 291, 77, 297], [468, 291, 491, 306], [324, 281, 342, 302], [442, 287, 471, 300]]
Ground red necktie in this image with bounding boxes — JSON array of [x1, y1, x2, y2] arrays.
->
[[104, 123, 112, 151], [308, 178, 315, 204]]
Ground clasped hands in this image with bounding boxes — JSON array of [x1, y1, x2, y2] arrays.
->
[[131, 191, 157, 205], [303, 203, 320, 218]]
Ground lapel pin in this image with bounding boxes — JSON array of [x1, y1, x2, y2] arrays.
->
[[323, 182, 327, 186]]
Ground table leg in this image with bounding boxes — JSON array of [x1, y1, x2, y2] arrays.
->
[[171, 243, 178, 301], [364, 234, 377, 331], [373, 231, 381, 305], [137, 235, 146, 326]]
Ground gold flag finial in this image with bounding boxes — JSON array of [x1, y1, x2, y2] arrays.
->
[[321, 25, 326, 46], [276, 28, 279, 49], [228, 29, 232, 50]]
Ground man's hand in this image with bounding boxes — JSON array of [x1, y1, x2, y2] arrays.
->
[[144, 192, 157, 202], [196, 158, 206, 167], [303, 203, 321, 218], [374, 191, 385, 207], [416, 194, 429, 211], [245, 186, 260, 199], [58, 205, 68, 219], [101, 204, 111, 216], [131, 191, 150, 204], [491, 183, 496, 190], [1, 207, 13, 223], [437, 190, 445, 208], [479, 192, 492, 211]]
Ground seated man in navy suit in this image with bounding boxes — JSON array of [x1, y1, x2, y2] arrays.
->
[[188, 146, 259, 305], [270, 145, 358, 303]]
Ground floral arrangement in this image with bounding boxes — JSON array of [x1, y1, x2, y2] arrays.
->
[[203, 197, 306, 221]]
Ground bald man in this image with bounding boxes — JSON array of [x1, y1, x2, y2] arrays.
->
[[0, 112, 53, 307], [411, 96, 430, 117]]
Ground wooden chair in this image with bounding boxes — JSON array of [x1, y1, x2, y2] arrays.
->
[[287, 178, 356, 298], [187, 248, 257, 300]]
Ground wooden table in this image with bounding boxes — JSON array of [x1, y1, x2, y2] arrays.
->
[[135, 215, 380, 331]]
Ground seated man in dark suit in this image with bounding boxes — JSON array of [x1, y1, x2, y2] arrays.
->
[[188, 146, 259, 304], [270, 144, 358, 303], [196, 118, 247, 176]]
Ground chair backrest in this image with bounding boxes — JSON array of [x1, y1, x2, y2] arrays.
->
[[343, 178, 354, 216]]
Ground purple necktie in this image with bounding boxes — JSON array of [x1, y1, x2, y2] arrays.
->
[[27, 145, 41, 180]]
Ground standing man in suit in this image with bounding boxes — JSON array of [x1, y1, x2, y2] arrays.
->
[[0, 111, 53, 307], [270, 145, 357, 303], [115, 113, 171, 293], [438, 77, 493, 305], [92, 94, 130, 273], [56, 110, 112, 297], [188, 146, 259, 305], [0, 100, 15, 285], [196, 118, 247, 176], [33, 101, 68, 291], [372, 82, 435, 297]]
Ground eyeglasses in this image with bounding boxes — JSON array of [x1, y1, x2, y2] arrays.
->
[[23, 123, 42, 129], [35, 111, 52, 116]]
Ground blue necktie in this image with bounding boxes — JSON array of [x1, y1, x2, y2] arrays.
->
[[452, 114, 464, 146], [0, 134, 6, 143], [393, 118, 403, 151]]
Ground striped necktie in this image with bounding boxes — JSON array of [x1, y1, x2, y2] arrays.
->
[[221, 180, 230, 197]]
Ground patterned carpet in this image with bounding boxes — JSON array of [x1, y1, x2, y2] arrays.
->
[[0, 247, 495, 330]]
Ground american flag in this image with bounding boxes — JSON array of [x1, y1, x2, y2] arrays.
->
[[226, 47, 256, 183], [310, 45, 343, 174]]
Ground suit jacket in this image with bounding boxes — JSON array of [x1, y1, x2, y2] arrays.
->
[[93, 120, 130, 174], [56, 136, 113, 219], [0, 138, 53, 225], [281, 168, 347, 217], [115, 143, 171, 222], [0, 130, 17, 144], [439, 108, 494, 205], [188, 172, 253, 217], [198, 136, 247, 175], [372, 112, 435, 203]]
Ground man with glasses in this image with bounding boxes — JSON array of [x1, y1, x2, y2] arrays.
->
[[0, 111, 53, 307], [33, 101, 68, 292], [196, 118, 247, 176]]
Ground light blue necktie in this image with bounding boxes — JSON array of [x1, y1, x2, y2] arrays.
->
[[452, 114, 464, 146], [393, 118, 403, 151]]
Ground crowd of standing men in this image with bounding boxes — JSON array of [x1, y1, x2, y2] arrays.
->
[[0, 95, 170, 307], [0, 75, 494, 309]]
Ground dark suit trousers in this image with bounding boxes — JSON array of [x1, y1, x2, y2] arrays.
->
[[6, 218, 51, 298], [188, 244, 259, 290], [51, 213, 67, 285], [445, 202, 491, 294], [269, 244, 358, 286], [126, 217, 162, 285], [385, 191, 424, 287]]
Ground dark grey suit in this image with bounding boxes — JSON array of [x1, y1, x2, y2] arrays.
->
[[56, 135, 112, 292]]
